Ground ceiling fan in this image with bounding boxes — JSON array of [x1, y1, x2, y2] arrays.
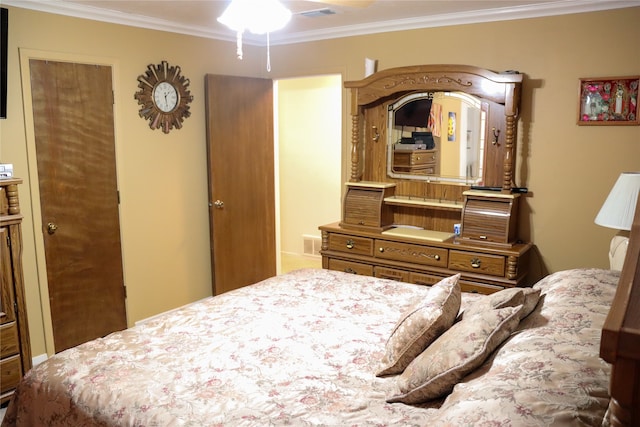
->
[[218, 0, 373, 68]]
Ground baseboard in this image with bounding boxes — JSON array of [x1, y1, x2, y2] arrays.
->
[[32, 353, 48, 366]]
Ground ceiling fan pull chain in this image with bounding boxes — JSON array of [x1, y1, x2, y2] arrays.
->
[[266, 32, 271, 72], [236, 31, 243, 60]]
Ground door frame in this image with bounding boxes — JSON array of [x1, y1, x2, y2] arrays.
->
[[18, 48, 127, 356]]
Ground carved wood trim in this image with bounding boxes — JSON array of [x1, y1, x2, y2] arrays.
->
[[350, 114, 360, 181]]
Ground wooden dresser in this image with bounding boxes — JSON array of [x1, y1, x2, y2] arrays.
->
[[320, 221, 532, 294], [1, 178, 32, 404], [320, 64, 533, 294]]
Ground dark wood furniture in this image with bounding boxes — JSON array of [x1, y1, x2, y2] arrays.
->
[[600, 196, 640, 427], [0, 178, 31, 404], [320, 64, 532, 294]]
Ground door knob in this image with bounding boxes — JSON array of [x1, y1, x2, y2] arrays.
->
[[213, 200, 225, 209], [47, 222, 58, 235]]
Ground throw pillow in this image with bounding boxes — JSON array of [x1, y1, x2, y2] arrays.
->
[[460, 287, 541, 320], [387, 304, 522, 404], [376, 274, 461, 377]]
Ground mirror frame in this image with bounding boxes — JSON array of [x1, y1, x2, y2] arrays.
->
[[344, 64, 522, 191]]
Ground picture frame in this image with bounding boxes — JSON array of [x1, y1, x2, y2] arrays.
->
[[577, 76, 639, 125]]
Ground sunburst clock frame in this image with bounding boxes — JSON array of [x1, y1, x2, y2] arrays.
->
[[134, 60, 193, 134]]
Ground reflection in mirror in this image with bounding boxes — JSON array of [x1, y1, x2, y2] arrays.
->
[[387, 91, 486, 184]]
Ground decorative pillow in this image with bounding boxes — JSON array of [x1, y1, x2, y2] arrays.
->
[[460, 287, 541, 320], [376, 274, 461, 377], [387, 304, 522, 404], [518, 287, 542, 319]]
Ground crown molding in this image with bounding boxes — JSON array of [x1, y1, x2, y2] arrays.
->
[[274, 0, 640, 45], [3, 0, 639, 46]]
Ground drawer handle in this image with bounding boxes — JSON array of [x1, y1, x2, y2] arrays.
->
[[433, 254, 440, 261], [378, 247, 384, 253], [470, 257, 481, 268], [346, 239, 355, 249], [344, 267, 357, 274], [479, 235, 488, 240]]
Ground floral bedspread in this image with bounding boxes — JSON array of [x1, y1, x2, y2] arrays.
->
[[2, 268, 617, 427]]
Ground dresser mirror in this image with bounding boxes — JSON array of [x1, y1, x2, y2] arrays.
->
[[344, 64, 523, 190], [387, 91, 487, 184]]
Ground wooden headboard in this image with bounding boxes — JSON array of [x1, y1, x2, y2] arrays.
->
[[600, 194, 640, 427]]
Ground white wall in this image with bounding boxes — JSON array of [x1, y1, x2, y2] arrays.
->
[[277, 75, 342, 256]]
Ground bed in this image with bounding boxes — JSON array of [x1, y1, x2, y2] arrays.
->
[[3, 206, 640, 427]]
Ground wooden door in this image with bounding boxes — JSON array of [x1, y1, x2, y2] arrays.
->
[[29, 60, 127, 353], [204, 75, 276, 295]]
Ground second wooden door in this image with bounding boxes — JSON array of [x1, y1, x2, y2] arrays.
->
[[205, 74, 277, 295]]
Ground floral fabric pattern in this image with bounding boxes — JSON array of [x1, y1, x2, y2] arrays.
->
[[2, 268, 617, 427]]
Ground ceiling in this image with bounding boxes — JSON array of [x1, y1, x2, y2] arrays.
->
[[5, 0, 639, 45]]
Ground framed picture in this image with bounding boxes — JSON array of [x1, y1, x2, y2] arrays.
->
[[447, 111, 456, 141], [578, 76, 639, 125]]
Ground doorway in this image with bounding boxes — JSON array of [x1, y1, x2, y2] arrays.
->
[[276, 75, 342, 274]]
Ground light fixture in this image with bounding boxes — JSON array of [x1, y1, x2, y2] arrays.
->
[[217, 0, 292, 71], [595, 172, 640, 270]]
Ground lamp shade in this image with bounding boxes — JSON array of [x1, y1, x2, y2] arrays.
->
[[595, 172, 640, 231]]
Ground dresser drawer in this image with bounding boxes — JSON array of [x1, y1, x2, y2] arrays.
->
[[409, 271, 447, 286], [0, 354, 22, 395], [374, 266, 409, 282], [376, 240, 448, 267], [460, 280, 504, 295], [328, 258, 374, 276], [0, 323, 19, 358], [328, 234, 374, 256], [449, 250, 505, 277], [393, 150, 437, 167]]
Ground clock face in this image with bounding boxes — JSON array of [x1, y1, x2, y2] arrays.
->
[[153, 82, 179, 113]]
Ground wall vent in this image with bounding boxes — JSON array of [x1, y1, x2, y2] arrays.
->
[[303, 235, 322, 257]]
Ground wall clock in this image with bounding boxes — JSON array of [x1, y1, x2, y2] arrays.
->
[[134, 60, 193, 134]]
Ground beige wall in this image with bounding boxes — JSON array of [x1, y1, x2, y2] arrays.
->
[[1, 6, 639, 358]]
